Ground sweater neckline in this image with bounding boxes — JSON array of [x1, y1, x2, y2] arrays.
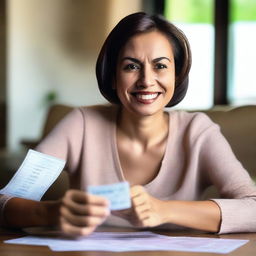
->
[[110, 107, 175, 187]]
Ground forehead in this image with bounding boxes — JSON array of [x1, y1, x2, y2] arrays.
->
[[119, 31, 174, 59]]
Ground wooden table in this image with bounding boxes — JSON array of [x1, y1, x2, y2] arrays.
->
[[0, 227, 256, 256]]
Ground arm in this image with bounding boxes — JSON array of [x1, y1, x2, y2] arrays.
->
[[118, 186, 221, 232], [116, 114, 256, 233], [3, 190, 110, 236], [3, 197, 59, 228], [2, 108, 109, 236], [198, 117, 256, 234], [163, 200, 221, 232]]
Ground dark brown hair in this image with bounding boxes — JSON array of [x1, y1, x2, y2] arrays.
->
[[96, 12, 191, 107]]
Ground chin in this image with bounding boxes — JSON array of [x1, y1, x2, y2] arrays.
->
[[131, 105, 164, 117]]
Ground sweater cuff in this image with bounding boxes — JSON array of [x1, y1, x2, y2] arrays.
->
[[0, 194, 14, 226], [211, 198, 256, 234]]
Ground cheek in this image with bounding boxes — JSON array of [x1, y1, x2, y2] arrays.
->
[[115, 75, 131, 101], [159, 72, 175, 88], [116, 73, 137, 90]]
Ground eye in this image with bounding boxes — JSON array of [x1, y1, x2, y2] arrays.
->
[[123, 63, 140, 71], [155, 63, 167, 69]]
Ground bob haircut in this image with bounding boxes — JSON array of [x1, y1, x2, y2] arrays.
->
[[96, 12, 191, 107]]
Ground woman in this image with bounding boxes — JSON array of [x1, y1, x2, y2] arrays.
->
[[1, 12, 256, 236]]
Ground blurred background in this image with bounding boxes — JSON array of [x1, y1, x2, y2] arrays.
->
[[0, 0, 255, 155]]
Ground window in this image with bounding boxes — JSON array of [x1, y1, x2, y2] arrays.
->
[[164, 0, 214, 109], [228, 0, 256, 105]]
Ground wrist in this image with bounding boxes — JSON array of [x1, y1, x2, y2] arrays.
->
[[4, 198, 61, 228], [160, 200, 175, 224], [42, 200, 61, 226]]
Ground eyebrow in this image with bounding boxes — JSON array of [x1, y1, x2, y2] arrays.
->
[[121, 56, 171, 64]]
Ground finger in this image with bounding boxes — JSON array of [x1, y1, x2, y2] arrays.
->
[[61, 207, 108, 227], [130, 185, 145, 197], [137, 209, 150, 221], [65, 190, 109, 206], [130, 208, 152, 227], [132, 193, 148, 207], [85, 193, 110, 206], [134, 203, 151, 215], [60, 217, 96, 237], [62, 198, 110, 216], [61, 203, 109, 220], [141, 216, 152, 227]]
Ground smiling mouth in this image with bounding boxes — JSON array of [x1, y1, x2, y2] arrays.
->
[[131, 92, 161, 103]]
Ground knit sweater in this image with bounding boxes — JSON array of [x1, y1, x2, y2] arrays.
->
[[1, 104, 256, 233]]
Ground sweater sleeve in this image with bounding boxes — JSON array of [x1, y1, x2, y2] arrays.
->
[[0, 194, 13, 226], [35, 107, 85, 174], [0, 108, 85, 226], [196, 114, 256, 234]]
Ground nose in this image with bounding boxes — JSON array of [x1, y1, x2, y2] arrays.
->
[[137, 65, 155, 88]]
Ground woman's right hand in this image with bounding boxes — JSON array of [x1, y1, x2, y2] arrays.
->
[[59, 189, 110, 236]]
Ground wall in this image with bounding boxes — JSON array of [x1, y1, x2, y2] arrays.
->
[[0, 1, 6, 148], [7, 0, 142, 151], [0, 1, 6, 103]]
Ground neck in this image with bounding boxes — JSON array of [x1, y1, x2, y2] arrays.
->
[[117, 108, 169, 149]]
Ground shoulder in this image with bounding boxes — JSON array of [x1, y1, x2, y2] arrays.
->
[[78, 104, 117, 123], [168, 109, 215, 126], [50, 104, 117, 134], [79, 103, 117, 116], [167, 110, 219, 138], [73, 104, 118, 128], [46, 104, 116, 133]]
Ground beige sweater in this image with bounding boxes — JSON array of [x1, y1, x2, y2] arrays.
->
[[1, 105, 256, 233]]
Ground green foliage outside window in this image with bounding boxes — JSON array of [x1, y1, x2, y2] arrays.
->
[[231, 0, 256, 22], [165, 0, 256, 24], [164, 0, 213, 24]]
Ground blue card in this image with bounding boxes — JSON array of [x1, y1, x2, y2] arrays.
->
[[87, 181, 131, 210]]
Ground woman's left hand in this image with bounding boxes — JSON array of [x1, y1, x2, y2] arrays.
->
[[113, 185, 221, 232], [113, 185, 168, 227]]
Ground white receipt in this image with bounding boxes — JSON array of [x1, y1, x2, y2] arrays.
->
[[4, 232, 249, 253], [0, 149, 65, 201], [88, 181, 131, 210]]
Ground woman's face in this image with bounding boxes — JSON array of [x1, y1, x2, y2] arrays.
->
[[115, 30, 175, 117]]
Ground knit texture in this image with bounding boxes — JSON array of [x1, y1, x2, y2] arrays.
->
[[1, 104, 256, 233]]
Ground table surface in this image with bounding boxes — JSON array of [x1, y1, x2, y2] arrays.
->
[[0, 227, 256, 256]]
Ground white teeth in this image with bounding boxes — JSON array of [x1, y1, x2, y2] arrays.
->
[[136, 93, 158, 100]]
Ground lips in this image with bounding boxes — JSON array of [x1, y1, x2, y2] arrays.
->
[[131, 92, 161, 104], [136, 93, 158, 100]]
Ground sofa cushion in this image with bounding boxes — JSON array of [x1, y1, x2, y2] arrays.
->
[[203, 105, 256, 179]]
